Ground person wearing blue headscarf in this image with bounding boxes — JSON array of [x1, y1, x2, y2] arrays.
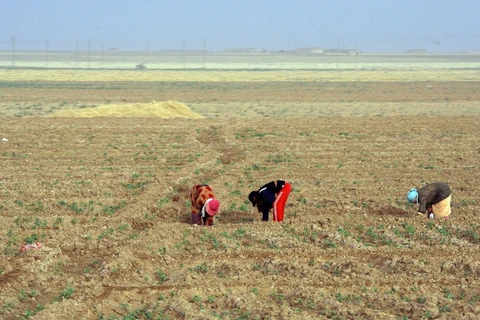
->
[[407, 182, 452, 219]]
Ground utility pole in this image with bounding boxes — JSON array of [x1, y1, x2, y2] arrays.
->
[[75, 41, 79, 66], [182, 42, 186, 69], [202, 38, 207, 69], [11, 37, 15, 67], [336, 36, 341, 69], [45, 40, 49, 66], [123, 43, 128, 68], [354, 40, 358, 70], [87, 38, 91, 69], [145, 43, 150, 68]]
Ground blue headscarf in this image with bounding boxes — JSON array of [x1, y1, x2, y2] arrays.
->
[[407, 188, 418, 203]]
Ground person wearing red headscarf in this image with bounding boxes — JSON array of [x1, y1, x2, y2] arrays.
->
[[190, 184, 220, 226]]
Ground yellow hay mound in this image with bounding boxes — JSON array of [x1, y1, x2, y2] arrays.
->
[[50, 100, 204, 119]]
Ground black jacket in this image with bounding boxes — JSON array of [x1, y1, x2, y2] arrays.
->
[[257, 180, 286, 221], [417, 182, 451, 214]]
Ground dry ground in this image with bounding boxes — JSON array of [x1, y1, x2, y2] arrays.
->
[[0, 65, 480, 320]]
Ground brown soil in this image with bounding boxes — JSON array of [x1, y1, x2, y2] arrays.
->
[[0, 70, 479, 319]]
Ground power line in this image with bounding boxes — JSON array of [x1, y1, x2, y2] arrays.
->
[[0, 38, 13, 45]]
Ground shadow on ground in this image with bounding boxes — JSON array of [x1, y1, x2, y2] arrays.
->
[[372, 205, 410, 217]]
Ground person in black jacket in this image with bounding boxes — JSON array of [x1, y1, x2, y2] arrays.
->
[[248, 180, 292, 222], [407, 182, 452, 219]]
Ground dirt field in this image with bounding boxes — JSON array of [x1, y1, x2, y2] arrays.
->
[[1, 64, 480, 319]]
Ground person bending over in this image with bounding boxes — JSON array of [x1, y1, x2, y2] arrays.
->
[[190, 184, 220, 226], [407, 182, 452, 219], [248, 180, 291, 222]]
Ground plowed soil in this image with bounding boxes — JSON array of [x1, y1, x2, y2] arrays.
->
[[1, 67, 480, 320]]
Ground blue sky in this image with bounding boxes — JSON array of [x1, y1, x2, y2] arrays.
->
[[1, 0, 479, 52]]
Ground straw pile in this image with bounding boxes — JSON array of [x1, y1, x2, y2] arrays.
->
[[51, 101, 204, 118]]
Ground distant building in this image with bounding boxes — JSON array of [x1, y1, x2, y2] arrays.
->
[[160, 50, 207, 55], [405, 49, 427, 54], [295, 47, 324, 54], [223, 48, 266, 53], [322, 48, 362, 55], [293, 48, 362, 55], [461, 50, 480, 55]]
